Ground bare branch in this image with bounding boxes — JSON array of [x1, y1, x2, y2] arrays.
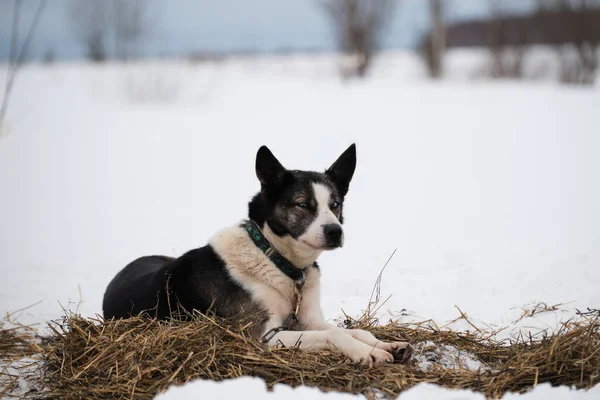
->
[[7, 0, 21, 78], [486, 0, 529, 79], [322, 0, 396, 79], [535, 0, 600, 84], [111, 0, 151, 60], [67, 0, 109, 62], [418, 0, 446, 78], [1, 0, 47, 129]]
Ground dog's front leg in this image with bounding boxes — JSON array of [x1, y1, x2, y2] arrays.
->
[[296, 279, 412, 362], [307, 320, 412, 360], [263, 329, 393, 366]]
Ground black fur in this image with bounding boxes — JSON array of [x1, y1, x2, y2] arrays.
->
[[326, 144, 356, 197], [102, 247, 263, 320]]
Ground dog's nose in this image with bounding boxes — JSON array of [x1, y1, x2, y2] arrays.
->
[[323, 224, 343, 247]]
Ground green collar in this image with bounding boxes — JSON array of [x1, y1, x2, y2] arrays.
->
[[245, 219, 306, 286]]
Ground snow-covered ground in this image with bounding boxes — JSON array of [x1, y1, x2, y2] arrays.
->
[[154, 379, 600, 400], [1, 51, 599, 399]]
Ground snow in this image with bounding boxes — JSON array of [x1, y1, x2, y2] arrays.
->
[[153, 379, 600, 400], [153, 377, 360, 399], [0, 356, 45, 399], [413, 341, 487, 372], [400, 383, 600, 400], [0, 51, 599, 399]]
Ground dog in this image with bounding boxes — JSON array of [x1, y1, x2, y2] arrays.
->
[[102, 144, 412, 365]]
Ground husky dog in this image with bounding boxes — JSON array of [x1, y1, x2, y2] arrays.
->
[[102, 144, 412, 365]]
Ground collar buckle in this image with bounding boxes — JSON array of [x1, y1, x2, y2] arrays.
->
[[264, 246, 275, 258], [295, 269, 306, 290]]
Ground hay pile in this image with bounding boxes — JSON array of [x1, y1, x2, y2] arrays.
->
[[35, 307, 599, 400], [0, 323, 40, 360], [0, 322, 44, 398]]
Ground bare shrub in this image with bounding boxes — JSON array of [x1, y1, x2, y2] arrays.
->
[[487, 1, 529, 79], [536, 0, 600, 85], [111, 1, 171, 102], [111, 0, 151, 61], [123, 63, 183, 103], [1, 0, 46, 133], [67, 0, 154, 62], [322, 0, 396, 79], [420, 0, 446, 79], [42, 48, 55, 64], [68, 1, 109, 62]]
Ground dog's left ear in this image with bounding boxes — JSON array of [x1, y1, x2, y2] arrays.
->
[[326, 143, 356, 197]]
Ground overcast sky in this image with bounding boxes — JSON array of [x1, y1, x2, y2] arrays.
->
[[0, 0, 536, 61]]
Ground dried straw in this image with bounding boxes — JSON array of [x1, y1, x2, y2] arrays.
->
[[34, 306, 599, 400], [1, 324, 40, 360], [0, 321, 44, 398]]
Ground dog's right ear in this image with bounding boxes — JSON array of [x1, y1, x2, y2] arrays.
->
[[326, 143, 356, 197], [256, 146, 286, 188]]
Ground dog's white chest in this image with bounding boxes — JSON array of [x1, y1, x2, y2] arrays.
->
[[209, 224, 322, 332]]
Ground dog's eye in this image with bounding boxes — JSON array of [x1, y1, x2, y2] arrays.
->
[[331, 201, 340, 209], [296, 202, 308, 209]]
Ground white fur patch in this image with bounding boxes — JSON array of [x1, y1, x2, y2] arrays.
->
[[298, 183, 343, 249], [209, 223, 322, 332]]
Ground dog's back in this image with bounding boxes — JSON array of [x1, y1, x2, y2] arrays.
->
[[102, 255, 175, 319], [102, 246, 266, 322]]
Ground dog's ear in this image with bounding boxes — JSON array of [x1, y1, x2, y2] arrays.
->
[[326, 143, 356, 197], [256, 146, 287, 188]]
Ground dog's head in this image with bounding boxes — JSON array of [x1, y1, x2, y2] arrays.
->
[[248, 144, 356, 253]]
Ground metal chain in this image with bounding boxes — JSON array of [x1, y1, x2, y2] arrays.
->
[[261, 269, 306, 343]]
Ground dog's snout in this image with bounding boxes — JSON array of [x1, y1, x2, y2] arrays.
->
[[323, 224, 343, 247]]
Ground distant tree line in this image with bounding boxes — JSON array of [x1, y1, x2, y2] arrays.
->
[[12, 0, 598, 86], [433, 0, 600, 85]]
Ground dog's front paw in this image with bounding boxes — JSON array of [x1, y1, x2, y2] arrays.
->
[[381, 341, 413, 364], [349, 345, 394, 367]]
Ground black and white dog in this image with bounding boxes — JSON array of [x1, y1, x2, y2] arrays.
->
[[103, 144, 412, 365]]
